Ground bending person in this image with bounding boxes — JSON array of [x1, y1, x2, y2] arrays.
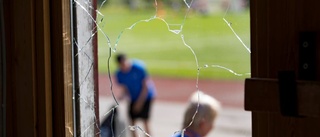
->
[[115, 53, 156, 137]]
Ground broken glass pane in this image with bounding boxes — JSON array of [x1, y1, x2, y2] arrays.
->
[[74, 0, 251, 136]]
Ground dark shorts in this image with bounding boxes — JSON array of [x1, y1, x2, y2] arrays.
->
[[129, 99, 152, 120]]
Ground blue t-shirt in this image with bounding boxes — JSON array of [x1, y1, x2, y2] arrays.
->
[[116, 60, 155, 102], [172, 130, 200, 137]]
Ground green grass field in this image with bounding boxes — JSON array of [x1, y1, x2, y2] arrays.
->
[[97, 4, 250, 80]]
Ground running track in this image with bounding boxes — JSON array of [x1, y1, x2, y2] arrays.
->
[[99, 74, 246, 108]]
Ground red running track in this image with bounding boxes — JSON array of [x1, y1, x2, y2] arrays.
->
[[99, 74, 245, 108]]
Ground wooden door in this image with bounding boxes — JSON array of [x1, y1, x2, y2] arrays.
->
[[245, 0, 320, 136], [3, 0, 74, 136]]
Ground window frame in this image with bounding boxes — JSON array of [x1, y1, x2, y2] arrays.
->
[[2, 0, 99, 136]]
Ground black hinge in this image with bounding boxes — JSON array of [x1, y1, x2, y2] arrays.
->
[[299, 32, 317, 80]]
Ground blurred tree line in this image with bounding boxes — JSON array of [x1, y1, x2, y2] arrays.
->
[[97, 0, 181, 9], [97, 0, 250, 13]]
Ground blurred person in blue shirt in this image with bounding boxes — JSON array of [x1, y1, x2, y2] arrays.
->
[[115, 53, 156, 137]]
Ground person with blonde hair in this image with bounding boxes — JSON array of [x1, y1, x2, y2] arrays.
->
[[173, 91, 221, 137]]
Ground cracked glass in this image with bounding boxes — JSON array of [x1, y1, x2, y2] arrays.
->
[[73, 0, 251, 136]]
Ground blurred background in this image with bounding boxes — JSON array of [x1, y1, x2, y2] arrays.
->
[[97, 0, 251, 137]]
